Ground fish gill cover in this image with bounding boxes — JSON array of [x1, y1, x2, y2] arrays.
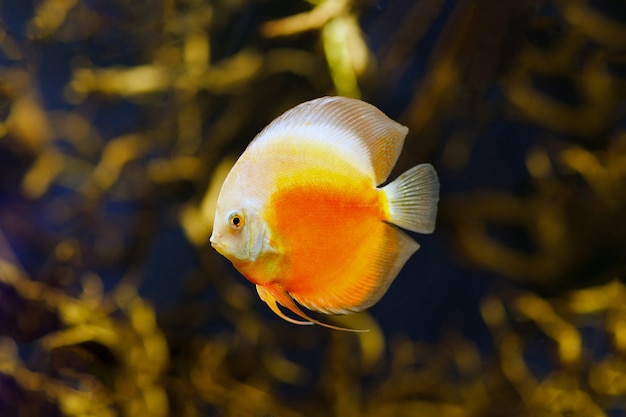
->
[[0, 0, 625, 416]]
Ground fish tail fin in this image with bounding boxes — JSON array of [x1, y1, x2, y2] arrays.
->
[[256, 284, 368, 332], [382, 163, 439, 234]]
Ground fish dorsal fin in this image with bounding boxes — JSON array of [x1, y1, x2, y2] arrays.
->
[[251, 96, 409, 185]]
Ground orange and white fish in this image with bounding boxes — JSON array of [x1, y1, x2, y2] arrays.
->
[[210, 96, 439, 331]]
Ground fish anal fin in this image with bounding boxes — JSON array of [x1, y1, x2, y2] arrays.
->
[[256, 284, 368, 332], [288, 222, 419, 316]]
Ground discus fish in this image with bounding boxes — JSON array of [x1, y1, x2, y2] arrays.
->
[[210, 96, 439, 331]]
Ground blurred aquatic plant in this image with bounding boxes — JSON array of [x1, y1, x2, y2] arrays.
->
[[442, 0, 626, 291], [0, 0, 625, 416], [0, 250, 168, 417]]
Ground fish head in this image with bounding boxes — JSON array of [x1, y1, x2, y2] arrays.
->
[[210, 194, 273, 264]]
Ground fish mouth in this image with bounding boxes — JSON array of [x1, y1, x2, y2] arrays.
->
[[210, 242, 227, 258], [210, 234, 233, 259], [209, 233, 222, 251]]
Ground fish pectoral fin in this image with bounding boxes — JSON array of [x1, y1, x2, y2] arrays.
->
[[256, 284, 368, 332]]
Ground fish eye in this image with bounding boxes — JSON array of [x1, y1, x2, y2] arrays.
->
[[228, 212, 244, 230]]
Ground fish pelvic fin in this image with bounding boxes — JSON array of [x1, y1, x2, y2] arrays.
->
[[256, 284, 368, 332], [382, 163, 440, 234], [256, 284, 312, 326]]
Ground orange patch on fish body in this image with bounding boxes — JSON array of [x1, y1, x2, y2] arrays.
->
[[269, 171, 385, 311]]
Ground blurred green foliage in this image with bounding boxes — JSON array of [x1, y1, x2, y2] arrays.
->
[[0, 0, 625, 416]]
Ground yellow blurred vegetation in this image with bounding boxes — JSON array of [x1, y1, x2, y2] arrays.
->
[[0, 0, 625, 416]]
